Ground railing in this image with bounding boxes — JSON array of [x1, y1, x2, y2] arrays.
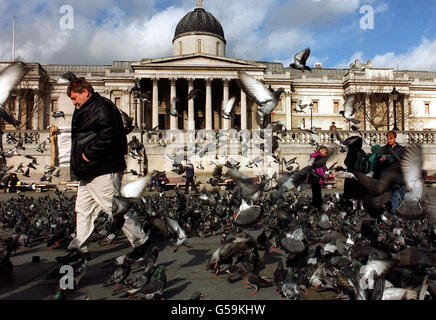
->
[[2, 129, 435, 149], [141, 130, 436, 146]]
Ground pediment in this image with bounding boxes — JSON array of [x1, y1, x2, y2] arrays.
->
[[137, 54, 263, 69]]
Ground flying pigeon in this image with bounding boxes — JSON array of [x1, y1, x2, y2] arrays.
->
[[294, 100, 310, 113], [290, 48, 312, 72], [340, 96, 362, 124], [52, 111, 65, 119], [170, 97, 178, 117], [298, 118, 317, 135], [0, 62, 28, 129], [56, 71, 78, 84], [187, 88, 204, 100], [237, 70, 284, 128], [222, 96, 237, 120], [397, 144, 436, 223]]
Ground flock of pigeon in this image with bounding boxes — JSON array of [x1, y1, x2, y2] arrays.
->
[[0, 140, 435, 300]]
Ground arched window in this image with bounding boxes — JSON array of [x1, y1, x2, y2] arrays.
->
[[197, 39, 202, 53], [179, 41, 183, 55], [216, 42, 220, 56]]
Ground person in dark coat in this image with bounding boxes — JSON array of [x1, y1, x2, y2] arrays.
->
[[373, 130, 406, 213], [65, 78, 149, 261], [184, 160, 199, 194], [342, 136, 367, 199]]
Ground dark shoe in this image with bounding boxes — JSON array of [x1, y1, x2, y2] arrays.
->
[[55, 250, 90, 263], [127, 239, 151, 261]]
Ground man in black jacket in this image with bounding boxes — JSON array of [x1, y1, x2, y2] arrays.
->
[[65, 78, 149, 261], [373, 130, 406, 213]]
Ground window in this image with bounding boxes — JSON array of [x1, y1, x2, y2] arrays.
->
[[425, 101, 430, 115], [333, 101, 339, 114], [197, 39, 202, 53], [114, 97, 121, 108], [9, 95, 16, 112], [312, 100, 319, 113], [179, 41, 183, 55], [216, 42, 220, 56], [51, 99, 58, 112]]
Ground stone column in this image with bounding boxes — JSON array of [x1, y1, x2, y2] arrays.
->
[[32, 92, 39, 130], [240, 88, 247, 130], [285, 91, 292, 130], [152, 77, 159, 129], [188, 78, 195, 130], [205, 78, 213, 130], [170, 78, 177, 130], [222, 78, 230, 130]]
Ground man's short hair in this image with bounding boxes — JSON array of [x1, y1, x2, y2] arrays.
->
[[387, 130, 397, 138], [332, 122, 335, 124], [67, 78, 95, 97]]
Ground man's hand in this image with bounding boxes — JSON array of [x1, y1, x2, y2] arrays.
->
[[380, 157, 386, 162], [82, 153, 90, 162]]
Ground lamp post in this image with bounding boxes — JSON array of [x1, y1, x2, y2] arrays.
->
[[131, 82, 141, 128], [391, 87, 400, 131]]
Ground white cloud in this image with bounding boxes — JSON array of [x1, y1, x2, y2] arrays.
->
[[372, 38, 436, 71], [88, 6, 186, 61]]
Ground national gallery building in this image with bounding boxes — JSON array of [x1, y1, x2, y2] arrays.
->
[[1, 1, 435, 178]]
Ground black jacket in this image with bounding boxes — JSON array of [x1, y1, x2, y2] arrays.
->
[[70, 93, 127, 181]]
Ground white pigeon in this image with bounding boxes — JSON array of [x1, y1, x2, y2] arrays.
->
[[222, 96, 236, 119], [293, 100, 309, 113], [397, 143, 436, 223], [0, 63, 28, 129], [120, 177, 150, 198], [298, 118, 317, 135], [340, 95, 362, 124], [237, 70, 284, 128], [170, 97, 178, 117]]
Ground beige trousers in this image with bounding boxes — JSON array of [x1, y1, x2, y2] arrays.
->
[[68, 171, 148, 253]]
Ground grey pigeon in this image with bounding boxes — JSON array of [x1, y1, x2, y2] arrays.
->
[[290, 48, 312, 72], [0, 63, 28, 129], [237, 70, 284, 128], [52, 111, 65, 119], [56, 71, 78, 83], [340, 95, 362, 124]]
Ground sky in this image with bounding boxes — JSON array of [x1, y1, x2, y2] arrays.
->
[[1, 0, 436, 71]]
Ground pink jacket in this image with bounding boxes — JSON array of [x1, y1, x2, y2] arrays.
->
[[310, 152, 327, 185]]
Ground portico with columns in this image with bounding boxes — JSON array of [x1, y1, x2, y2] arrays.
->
[[131, 54, 266, 131]]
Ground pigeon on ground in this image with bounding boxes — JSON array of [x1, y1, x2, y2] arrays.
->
[[0, 62, 28, 129], [234, 199, 262, 227], [289, 48, 312, 72], [237, 70, 284, 128]]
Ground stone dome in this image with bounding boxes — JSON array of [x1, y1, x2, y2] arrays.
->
[[173, 7, 226, 43]]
